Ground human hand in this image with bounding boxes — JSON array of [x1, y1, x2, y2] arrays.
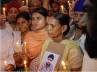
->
[[0, 14, 6, 23], [5, 64, 14, 71]]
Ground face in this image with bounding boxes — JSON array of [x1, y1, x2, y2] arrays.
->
[[7, 7, 18, 23], [16, 17, 29, 32], [46, 58, 53, 65], [84, 0, 97, 34], [46, 17, 63, 38], [0, 14, 6, 29], [59, 0, 67, 4], [31, 12, 46, 31], [52, 3, 60, 12], [29, 0, 41, 13]]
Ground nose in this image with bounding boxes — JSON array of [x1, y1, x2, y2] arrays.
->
[[47, 25, 52, 33], [11, 13, 17, 18]]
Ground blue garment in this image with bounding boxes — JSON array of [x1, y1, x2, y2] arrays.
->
[[74, 0, 84, 12]]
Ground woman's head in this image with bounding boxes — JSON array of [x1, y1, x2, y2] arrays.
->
[[47, 12, 70, 38], [16, 12, 30, 32], [84, 0, 97, 58], [31, 7, 48, 31]]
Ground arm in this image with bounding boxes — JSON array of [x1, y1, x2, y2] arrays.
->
[[5, 34, 15, 71], [68, 46, 83, 71]]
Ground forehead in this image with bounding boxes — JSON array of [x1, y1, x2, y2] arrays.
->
[[17, 17, 27, 22], [32, 12, 44, 17], [84, 0, 93, 6], [47, 17, 59, 24], [8, 7, 18, 13]]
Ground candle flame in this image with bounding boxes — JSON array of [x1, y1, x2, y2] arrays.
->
[[4, 60, 7, 65], [16, 42, 19, 45], [61, 61, 67, 70], [61, 61, 65, 66], [3, 7, 6, 16], [60, 5, 64, 13], [24, 42, 26, 45], [24, 60, 27, 65]]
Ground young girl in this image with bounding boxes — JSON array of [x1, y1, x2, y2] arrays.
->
[[14, 12, 31, 70], [24, 7, 48, 71]]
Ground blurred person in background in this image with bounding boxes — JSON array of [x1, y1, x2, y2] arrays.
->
[[0, 12, 15, 71], [82, 0, 97, 71]]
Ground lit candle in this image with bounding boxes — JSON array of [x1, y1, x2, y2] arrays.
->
[[60, 5, 64, 14], [22, 0, 25, 6], [68, 0, 71, 15], [24, 60, 27, 67], [4, 60, 7, 66], [15, 41, 20, 52], [61, 61, 67, 70], [26, 0, 28, 6], [68, 0, 71, 8], [3, 7, 6, 16], [24, 60, 28, 72]]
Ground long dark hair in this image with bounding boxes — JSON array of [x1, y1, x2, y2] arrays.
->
[[31, 7, 48, 17], [85, 0, 97, 58]]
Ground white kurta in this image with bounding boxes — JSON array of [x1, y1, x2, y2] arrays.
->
[[0, 29, 15, 71], [80, 35, 97, 71], [82, 51, 97, 71], [5, 22, 22, 52]]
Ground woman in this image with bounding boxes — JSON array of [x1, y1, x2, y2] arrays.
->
[[41, 13, 83, 71], [24, 7, 48, 71], [14, 12, 31, 70], [16, 12, 31, 42], [82, 0, 97, 71]]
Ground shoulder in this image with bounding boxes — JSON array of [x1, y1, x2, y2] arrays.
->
[[61, 39, 79, 49]]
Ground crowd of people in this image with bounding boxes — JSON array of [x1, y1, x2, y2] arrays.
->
[[0, 0, 97, 71]]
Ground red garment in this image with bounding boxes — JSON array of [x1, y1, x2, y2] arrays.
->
[[4, 0, 21, 13]]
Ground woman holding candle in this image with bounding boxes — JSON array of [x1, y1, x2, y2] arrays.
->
[[16, 11, 31, 42], [24, 7, 48, 71], [13, 12, 31, 70]]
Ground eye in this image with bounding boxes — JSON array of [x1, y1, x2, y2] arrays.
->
[[37, 17, 41, 20]]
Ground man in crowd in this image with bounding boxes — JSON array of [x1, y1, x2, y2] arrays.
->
[[0, 13, 15, 71]]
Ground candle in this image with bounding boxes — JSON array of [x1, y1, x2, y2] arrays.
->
[[24, 60, 27, 67], [68, 1, 71, 8], [3, 7, 6, 16], [24, 60, 28, 72], [26, 0, 28, 6], [61, 61, 66, 70], [68, 0, 71, 15], [4, 60, 7, 66], [22, 0, 25, 6], [60, 5, 64, 14], [15, 41, 20, 52]]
